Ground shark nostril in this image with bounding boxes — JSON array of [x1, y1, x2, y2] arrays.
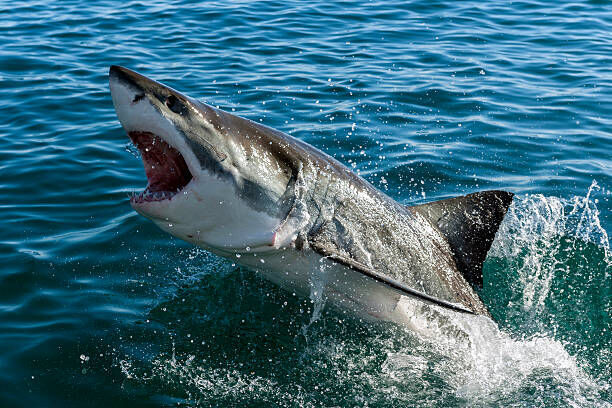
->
[[165, 95, 185, 115]]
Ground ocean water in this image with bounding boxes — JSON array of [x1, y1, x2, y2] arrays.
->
[[1, 0, 610, 406]]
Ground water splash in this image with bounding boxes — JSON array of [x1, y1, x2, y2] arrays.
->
[[301, 260, 329, 337], [568, 181, 610, 263], [490, 180, 611, 312], [384, 182, 611, 406], [445, 317, 607, 407], [443, 181, 612, 406], [118, 355, 313, 408]]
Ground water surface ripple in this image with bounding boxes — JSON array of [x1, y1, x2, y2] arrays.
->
[[0, 1, 610, 406]]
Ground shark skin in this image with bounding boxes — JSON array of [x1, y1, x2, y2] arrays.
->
[[109, 65, 513, 327]]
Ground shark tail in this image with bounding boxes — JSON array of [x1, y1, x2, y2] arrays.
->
[[411, 190, 514, 289]]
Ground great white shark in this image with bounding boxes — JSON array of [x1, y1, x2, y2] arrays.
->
[[109, 65, 513, 326]]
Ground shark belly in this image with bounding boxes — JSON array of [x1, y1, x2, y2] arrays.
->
[[235, 248, 403, 320], [236, 248, 467, 335]]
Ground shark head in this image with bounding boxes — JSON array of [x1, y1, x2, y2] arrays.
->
[[109, 65, 302, 254]]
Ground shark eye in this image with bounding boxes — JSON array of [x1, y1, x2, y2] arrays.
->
[[165, 95, 186, 115], [132, 93, 145, 103]]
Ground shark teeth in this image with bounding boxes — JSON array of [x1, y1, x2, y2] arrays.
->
[[131, 187, 177, 203]]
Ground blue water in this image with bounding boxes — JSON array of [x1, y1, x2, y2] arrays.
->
[[1, 1, 610, 406]]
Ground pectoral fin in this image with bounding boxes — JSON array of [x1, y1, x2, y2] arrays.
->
[[308, 234, 476, 315]]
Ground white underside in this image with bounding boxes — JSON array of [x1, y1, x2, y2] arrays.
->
[[234, 246, 476, 336]]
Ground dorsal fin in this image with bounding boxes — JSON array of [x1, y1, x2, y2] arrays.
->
[[410, 190, 513, 289]]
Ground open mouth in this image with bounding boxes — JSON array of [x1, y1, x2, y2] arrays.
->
[[129, 131, 193, 203]]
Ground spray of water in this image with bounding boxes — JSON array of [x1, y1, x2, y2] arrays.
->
[[490, 180, 610, 313], [301, 260, 329, 337], [445, 180, 611, 406]]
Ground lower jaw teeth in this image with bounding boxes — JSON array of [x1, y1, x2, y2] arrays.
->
[[132, 190, 176, 202]]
